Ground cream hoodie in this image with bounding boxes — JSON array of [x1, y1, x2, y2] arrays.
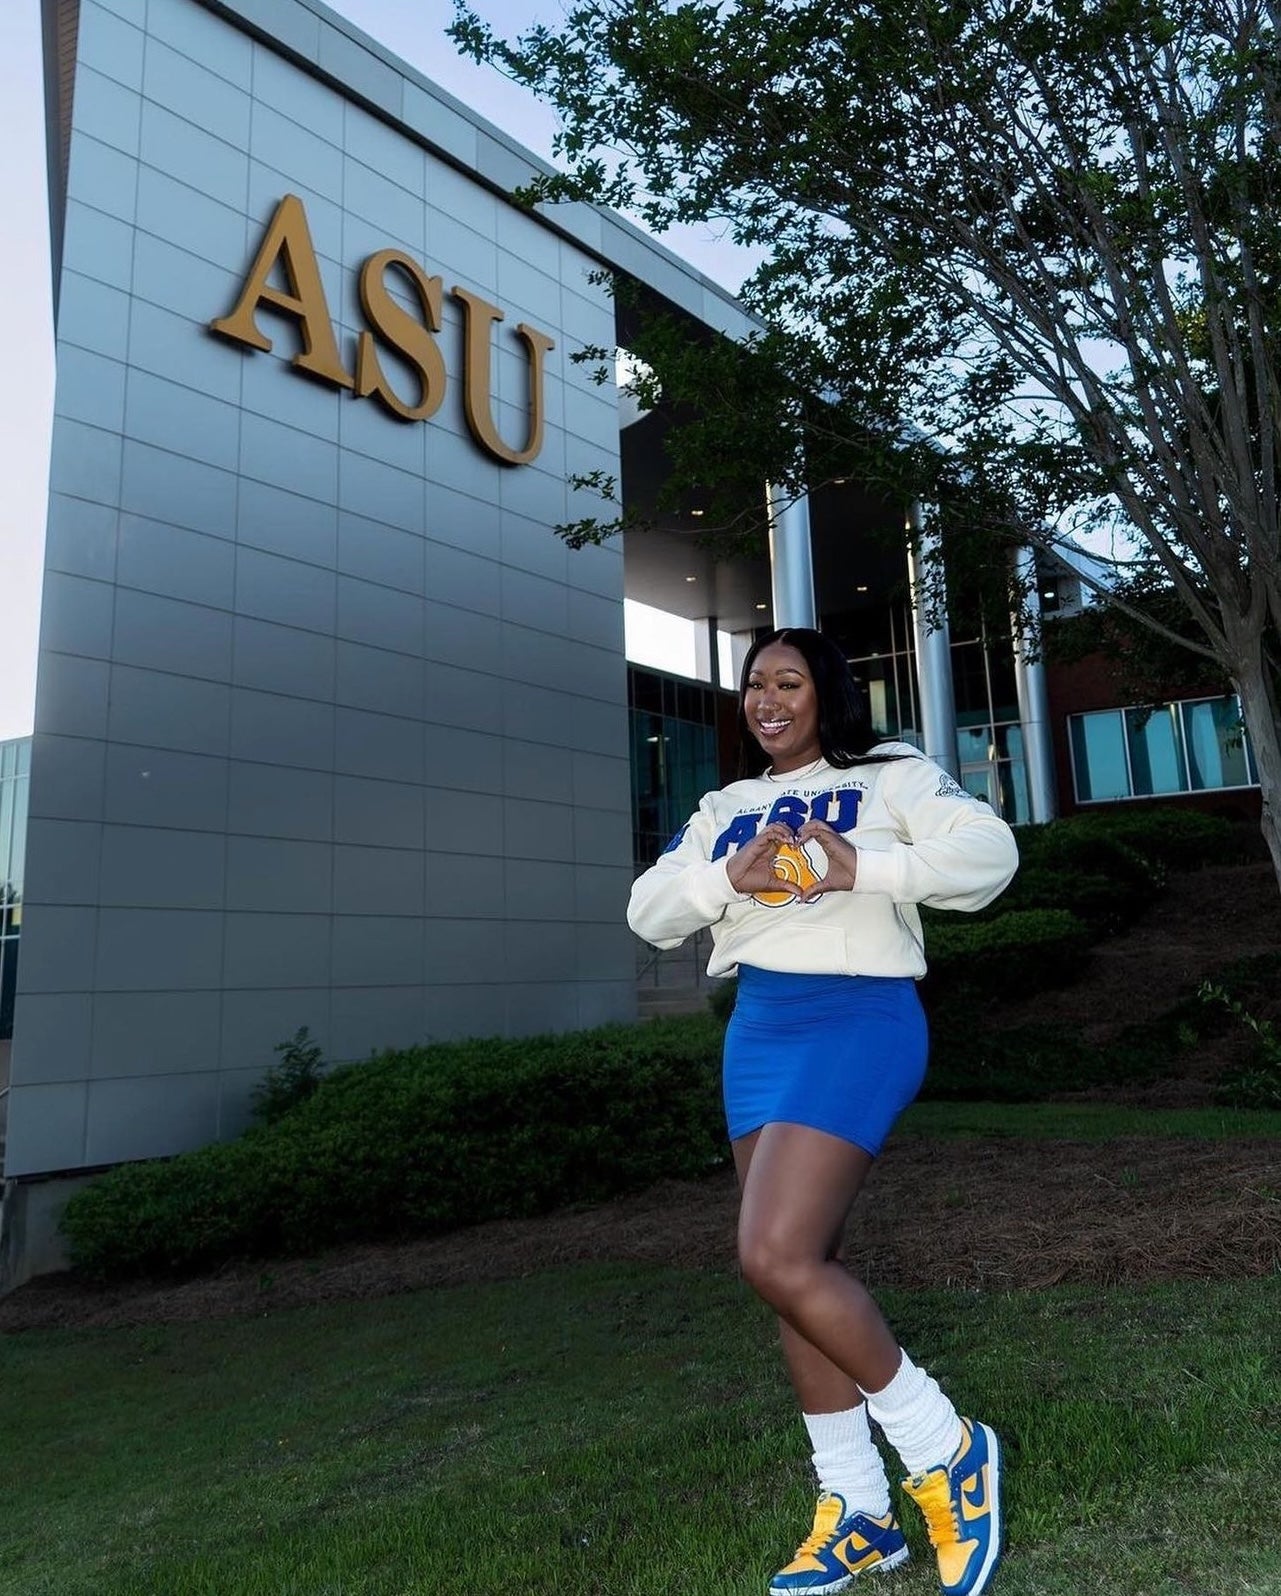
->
[[627, 744, 1019, 979]]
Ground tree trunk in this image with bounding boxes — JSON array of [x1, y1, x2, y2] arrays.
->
[[1232, 650, 1281, 895]]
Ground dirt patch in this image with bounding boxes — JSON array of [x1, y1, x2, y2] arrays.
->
[[1, 861, 1277, 1336], [990, 860, 1279, 1044]]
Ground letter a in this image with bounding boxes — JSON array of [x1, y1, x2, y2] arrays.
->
[[209, 194, 353, 390], [452, 286, 555, 465]]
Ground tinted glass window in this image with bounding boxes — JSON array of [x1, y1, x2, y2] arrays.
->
[[1183, 697, 1251, 790], [1125, 705, 1187, 795], [1070, 711, 1130, 801]]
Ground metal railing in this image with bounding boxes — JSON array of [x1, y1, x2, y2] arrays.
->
[[635, 927, 715, 991]]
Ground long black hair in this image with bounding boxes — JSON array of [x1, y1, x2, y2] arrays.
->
[[737, 627, 906, 776]]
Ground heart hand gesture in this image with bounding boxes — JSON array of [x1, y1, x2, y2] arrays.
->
[[726, 822, 807, 897], [794, 820, 859, 901]]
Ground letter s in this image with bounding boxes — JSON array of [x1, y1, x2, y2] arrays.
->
[[355, 250, 448, 422]]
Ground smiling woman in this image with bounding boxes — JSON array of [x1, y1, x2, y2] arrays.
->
[[743, 642, 822, 772], [628, 627, 1019, 1596]]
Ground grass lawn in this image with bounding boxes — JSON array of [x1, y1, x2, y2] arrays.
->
[[3, 1262, 1279, 1596]]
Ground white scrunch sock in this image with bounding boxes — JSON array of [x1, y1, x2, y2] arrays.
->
[[860, 1350, 964, 1478], [802, 1404, 892, 1520]]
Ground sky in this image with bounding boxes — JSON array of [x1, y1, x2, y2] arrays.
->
[[0, 0, 758, 742]]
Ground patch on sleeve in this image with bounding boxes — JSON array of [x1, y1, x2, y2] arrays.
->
[[935, 775, 974, 800], [662, 824, 690, 854]]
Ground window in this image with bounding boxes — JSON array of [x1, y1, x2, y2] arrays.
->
[[995, 724, 1031, 823], [845, 600, 920, 745], [629, 668, 723, 867], [1070, 711, 1130, 801], [1125, 705, 1185, 796], [1184, 697, 1253, 790], [1069, 695, 1256, 803]]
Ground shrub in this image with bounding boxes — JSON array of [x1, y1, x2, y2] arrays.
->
[[1064, 806, 1253, 872], [922, 908, 1093, 1002], [60, 1015, 727, 1282], [1014, 822, 1163, 893], [992, 865, 1152, 936], [926, 985, 1222, 1103], [251, 1026, 326, 1125], [1201, 952, 1281, 1109], [943, 821, 1166, 940], [706, 979, 737, 1023], [925, 1022, 1107, 1101], [924, 1010, 1201, 1102]]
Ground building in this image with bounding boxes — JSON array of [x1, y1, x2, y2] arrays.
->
[[11, 0, 773, 1217], [2, 0, 1261, 1284]]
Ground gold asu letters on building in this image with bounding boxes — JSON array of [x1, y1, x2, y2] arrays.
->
[[210, 193, 556, 466]]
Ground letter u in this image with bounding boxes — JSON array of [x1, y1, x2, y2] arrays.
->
[[452, 286, 555, 465]]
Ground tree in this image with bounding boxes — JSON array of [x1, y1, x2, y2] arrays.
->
[[1042, 561, 1236, 703], [450, 0, 1281, 884]]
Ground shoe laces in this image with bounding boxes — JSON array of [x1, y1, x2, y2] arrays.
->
[[794, 1494, 844, 1558], [907, 1472, 961, 1550]]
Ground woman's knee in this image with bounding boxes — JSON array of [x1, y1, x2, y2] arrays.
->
[[738, 1227, 823, 1309]]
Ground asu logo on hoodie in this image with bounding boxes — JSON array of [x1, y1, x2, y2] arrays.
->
[[752, 839, 824, 907]]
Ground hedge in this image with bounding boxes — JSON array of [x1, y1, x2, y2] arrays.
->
[[1071, 806, 1256, 870], [1010, 824, 1160, 893], [922, 907, 1093, 1001], [978, 865, 1152, 936], [60, 1015, 726, 1282], [926, 1003, 1200, 1102], [1017, 808, 1248, 875]]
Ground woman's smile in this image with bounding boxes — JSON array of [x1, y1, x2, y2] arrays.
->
[[744, 642, 823, 771]]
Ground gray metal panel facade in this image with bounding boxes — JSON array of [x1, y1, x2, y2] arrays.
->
[[8, 0, 638, 1178]]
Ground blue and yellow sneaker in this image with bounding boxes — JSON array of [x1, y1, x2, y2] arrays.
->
[[901, 1418, 1002, 1596], [769, 1491, 910, 1594]]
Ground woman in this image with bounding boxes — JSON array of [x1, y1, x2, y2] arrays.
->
[[628, 629, 1018, 1596]]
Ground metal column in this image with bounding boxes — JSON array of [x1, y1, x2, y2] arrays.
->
[[766, 483, 817, 629], [1011, 546, 1058, 822], [694, 615, 722, 688], [906, 500, 960, 776]]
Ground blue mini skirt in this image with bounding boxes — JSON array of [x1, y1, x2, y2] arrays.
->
[[723, 965, 929, 1156]]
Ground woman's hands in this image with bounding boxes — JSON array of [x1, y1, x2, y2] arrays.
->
[[725, 823, 803, 894], [795, 819, 859, 899], [725, 820, 859, 901]]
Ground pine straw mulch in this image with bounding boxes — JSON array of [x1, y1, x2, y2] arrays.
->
[[2, 1133, 1278, 1334], [1, 859, 1277, 1335]]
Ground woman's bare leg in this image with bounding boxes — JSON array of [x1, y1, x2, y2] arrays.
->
[[732, 1127, 891, 1409], [734, 1121, 901, 1392]]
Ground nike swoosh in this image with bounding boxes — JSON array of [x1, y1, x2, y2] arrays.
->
[[836, 1539, 881, 1573], [961, 1463, 989, 1520]]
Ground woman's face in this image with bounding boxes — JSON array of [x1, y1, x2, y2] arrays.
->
[[743, 642, 823, 773]]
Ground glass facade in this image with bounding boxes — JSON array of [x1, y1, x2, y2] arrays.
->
[[0, 738, 30, 1042], [629, 668, 727, 867], [950, 630, 1030, 823], [843, 600, 923, 747], [837, 603, 1034, 822], [1070, 695, 1258, 803]]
